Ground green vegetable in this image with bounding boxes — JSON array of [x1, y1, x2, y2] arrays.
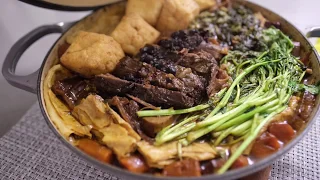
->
[[217, 106, 286, 174], [289, 81, 320, 94], [136, 104, 210, 117]]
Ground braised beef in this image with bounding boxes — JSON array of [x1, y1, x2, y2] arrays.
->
[[140, 45, 207, 102], [113, 57, 205, 104], [178, 50, 217, 76], [207, 66, 230, 97], [200, 158, 226, 175], [113, 57, 185, 92], [163, 159, 201, 177], [94, 74, 134, 96], [131, 83, 194, 109], [109, 96, 140, 131], [140, 44, 220, 77], [251, 132, 280, 158], [109, 96, 154, 143], [196, 42, 226, 61], [94, 74, 194, 108], [52, 76, 94, 109], [127, 94, 159, 110]]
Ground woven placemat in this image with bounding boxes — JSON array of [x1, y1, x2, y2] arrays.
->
[[0, 103, 319, 180]]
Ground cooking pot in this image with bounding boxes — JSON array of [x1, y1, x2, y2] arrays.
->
[[3, 1, 320, 179]]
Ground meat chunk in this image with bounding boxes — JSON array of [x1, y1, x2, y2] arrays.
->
[[196, 41, 226, 61], [113, 57, 204, 103], [94, 74, 194, 108], [179, 50, 217, 75], [113, 57, 185, 92], [51, 76, 93, 109], [251, 132, 280, 158], [61, 31, 125, 77], [77, 139, 113, 163], [132, 84, 194, 109], [109, 96, 140, 131], [141, 116, 176, 137], [194, 0, 216, 11], [156, 0, 200, 36], [111, 14, 160, 55], [231, 155, 249, 169], [200, 158, 226, 175], [268, 123, 295, 143], [108, 96, 153, 142], [118, 154, 149, 173], [126, 0, 163, 26], [207, 66, 230, 97], [140, 45, 206, 103], [163, 159, 201, 177]]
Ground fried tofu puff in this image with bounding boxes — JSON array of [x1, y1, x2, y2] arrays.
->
[[111, 14, 160, 55], [156, 0, 200, 37], [60, 31, 125, 77], [194, 0, 216, 11], [126, 0, 163, 26]]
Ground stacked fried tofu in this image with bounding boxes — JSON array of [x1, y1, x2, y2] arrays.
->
[[112, 0, 217, 55], [60, 0, 216, 77]]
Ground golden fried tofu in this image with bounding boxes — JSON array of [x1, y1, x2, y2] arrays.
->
[[126, 0, 163, 26], [111, 14, 160, 55], [156, 0, 200, 37], [194, 0, 216, 11], [60, 31, 125, 77]]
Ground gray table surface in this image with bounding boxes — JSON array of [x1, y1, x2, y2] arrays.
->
[[0, 103, 319, 180]]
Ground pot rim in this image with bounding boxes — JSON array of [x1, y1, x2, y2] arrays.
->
[[36, 1, 320, 180]]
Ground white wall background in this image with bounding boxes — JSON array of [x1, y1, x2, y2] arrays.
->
[[0, 0, 319, 137]]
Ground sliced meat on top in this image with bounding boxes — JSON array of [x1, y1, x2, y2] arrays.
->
[[113, 57, 203, 104], [178, 49, 217, 77], [109, 96, 140, 132], [51, 76, 94, 109], [94, 74, 194, 109], [109, 96, 154, 143], [207, 65, 231, 97], [140, 45, 206, 103], [113, 57, 184, 92], [196, 41, 226, 61]]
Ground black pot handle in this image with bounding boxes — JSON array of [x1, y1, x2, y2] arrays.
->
[[2, 22, 74, 94]]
